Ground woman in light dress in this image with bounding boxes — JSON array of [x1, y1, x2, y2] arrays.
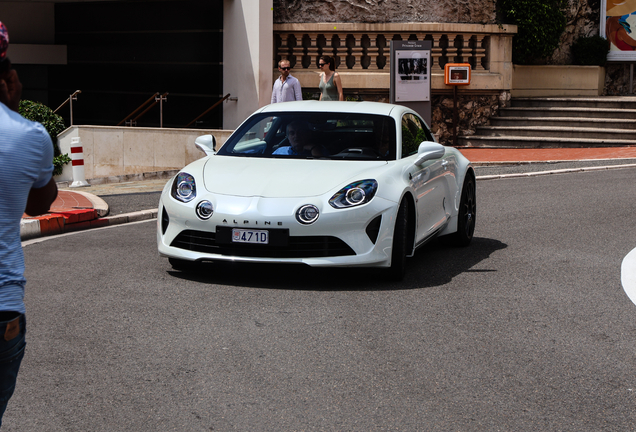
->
[[318, 55, 344, 101]]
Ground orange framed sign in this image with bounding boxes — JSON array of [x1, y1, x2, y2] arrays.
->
[[444, 63, 471, 85]]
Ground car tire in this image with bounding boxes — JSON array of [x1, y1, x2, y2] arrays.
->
[[169, 258, 197, 271], [452, 172, 476, 246], [387, 199, 409, 281]]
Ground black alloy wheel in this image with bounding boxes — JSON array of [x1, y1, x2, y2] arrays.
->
[[453, 173, 476, 246], [387, 199, 409, 281]]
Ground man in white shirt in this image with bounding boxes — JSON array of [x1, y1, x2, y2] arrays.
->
[[271, 60, 302, 103]]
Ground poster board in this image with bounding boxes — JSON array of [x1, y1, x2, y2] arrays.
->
[[390, 40, 431, 102], [389, 40, 432, 125], [601, 0, 636, 61]]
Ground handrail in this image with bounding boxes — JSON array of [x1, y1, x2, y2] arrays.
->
[[117, 92, 159, 126], [54, 90, 81, 125], [186, 93, 231, 127], [130, 92, 168, 126]]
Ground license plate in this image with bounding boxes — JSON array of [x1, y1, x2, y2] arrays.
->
[[232, 228, 269, 244]]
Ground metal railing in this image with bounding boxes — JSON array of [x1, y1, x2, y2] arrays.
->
[[118, 92, 169, 127], [54, 90, 81, 125], [185, 93, 231, 127]]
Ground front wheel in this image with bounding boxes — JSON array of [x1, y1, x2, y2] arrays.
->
[[452, 173, 476, 246], [387, 199, 409, 281]]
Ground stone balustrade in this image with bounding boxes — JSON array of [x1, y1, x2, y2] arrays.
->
[[273, 23, 517, 92]]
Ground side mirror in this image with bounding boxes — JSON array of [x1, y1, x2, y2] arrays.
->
[[195, 134, 216, 156], [414, 142, 445, 166]]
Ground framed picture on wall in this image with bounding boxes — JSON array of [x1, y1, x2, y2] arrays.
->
[[601, 0, 636, 61]]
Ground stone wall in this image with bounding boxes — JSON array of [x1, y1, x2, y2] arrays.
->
[[273, 0, 496, 25], [550, 0, 601, 65], [431, 93, 511, 145]]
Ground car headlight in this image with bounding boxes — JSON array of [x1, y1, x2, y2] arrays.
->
[[329, 180, 378, 209], [171, 172, 196, 203]]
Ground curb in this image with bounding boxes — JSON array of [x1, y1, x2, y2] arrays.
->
[[20, 209, 158, 241], [65, 190, 110, 217], [476, 163, 636, 181]]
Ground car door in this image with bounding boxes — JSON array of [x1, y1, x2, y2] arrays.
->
[[400, 113, 451, 245]]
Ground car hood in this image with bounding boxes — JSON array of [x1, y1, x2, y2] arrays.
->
[[202, 156, 388, 198]]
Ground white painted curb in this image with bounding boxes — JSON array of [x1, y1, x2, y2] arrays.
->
[[19, 219, 41, 241]]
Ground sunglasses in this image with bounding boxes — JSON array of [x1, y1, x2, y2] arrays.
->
[[280, 66, 291, 71], [318, 63, 327, 67]]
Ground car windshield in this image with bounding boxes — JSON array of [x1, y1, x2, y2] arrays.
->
[[217, 112, 397, 160]]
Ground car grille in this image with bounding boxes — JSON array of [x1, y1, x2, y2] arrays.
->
[[170, 229, 355, 258]]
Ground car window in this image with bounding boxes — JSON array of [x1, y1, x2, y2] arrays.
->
[[217, 112, 397, 160], [401, 113, 435, 159]]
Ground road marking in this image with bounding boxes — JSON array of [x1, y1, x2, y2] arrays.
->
[[476, 163, 636, 181], [21, 218, 156, 247], [622, 248, 636, 306]]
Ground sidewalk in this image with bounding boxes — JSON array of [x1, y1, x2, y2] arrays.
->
[[20, 146, 636, 241]]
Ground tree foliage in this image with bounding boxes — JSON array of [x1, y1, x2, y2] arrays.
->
[[500, 0, 567, 64], [18, 100, 69, 175]]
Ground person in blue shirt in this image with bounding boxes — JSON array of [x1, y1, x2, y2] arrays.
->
[[0, 22, 58, 426], [273, 120, 327, 157]]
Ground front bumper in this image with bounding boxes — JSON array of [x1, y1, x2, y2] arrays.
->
[[157, 192, 399, 268]]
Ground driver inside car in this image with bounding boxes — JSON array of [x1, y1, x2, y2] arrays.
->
[[273, 120, 327, 157]]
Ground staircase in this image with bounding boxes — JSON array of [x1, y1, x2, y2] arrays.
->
[[458, 97, 636, 148]]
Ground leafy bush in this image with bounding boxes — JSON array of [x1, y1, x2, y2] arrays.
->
[[500, 0, 567, 64], [18, 100, 69, 176], [572, 35, 609, 66]]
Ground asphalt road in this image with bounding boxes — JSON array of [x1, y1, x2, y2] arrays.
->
[[6, 167, 636, 431]]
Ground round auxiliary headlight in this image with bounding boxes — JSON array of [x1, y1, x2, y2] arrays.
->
[[196, 201, 214, 220], [296, 204, 319, 225], [346, 187, 366, 205]]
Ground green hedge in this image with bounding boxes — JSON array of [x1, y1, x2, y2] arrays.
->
[[18, 100, 69, 176], [572, 35, 609, 66], [500, 0, 567, 64]]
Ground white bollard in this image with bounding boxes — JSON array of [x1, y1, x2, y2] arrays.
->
[[69, 137, 90, 187]]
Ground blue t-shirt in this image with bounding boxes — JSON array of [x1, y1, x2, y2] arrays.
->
[[0, 103, 54, 314], [272, 146, 297, 155]]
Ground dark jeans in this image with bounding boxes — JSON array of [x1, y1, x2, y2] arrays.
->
[[0, 312, 26, 428]]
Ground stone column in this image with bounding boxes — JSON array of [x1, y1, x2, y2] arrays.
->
[[458, 34, 471, 64], [307, 33, 320, 68], [472, 34, 487, 71], [351, 34, 364, 69], [431, 33, 443, 70], [277, 33, 289, 66], [290, 33, 305, 69], [446, 34, 458, 64], [335, 33, 349, 69], [367, 33, 380, 70]]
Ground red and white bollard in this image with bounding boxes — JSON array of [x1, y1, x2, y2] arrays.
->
[[70, 137, 90, 187]]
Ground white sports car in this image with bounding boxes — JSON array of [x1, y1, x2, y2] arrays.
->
[[157, 101, 475, 279]]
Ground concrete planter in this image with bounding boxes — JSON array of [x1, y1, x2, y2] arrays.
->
[[511, 65, 605, 97]]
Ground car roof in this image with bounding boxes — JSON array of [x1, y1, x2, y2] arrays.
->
[[258, 100, 410, 117]]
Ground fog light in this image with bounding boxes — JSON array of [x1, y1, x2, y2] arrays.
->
[[196, 201, 214, 219], [296, 204, 319, 224]]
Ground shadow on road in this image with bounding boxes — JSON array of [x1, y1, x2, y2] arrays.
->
[[167, 236, 507, 291]]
